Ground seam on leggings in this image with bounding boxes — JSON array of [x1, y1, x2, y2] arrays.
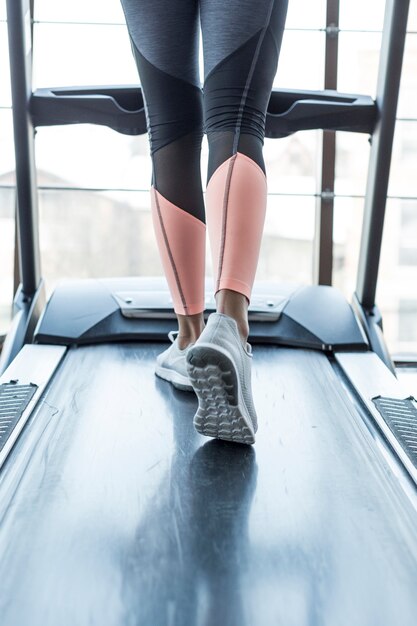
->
[[153, 188, 188, 314], [216, 153, 237, 294], [203, 28, 263, 83], [217, 0, 275, 294], [150, 123, 203, 156], [232, 0, 276, 155], [127, 27, 201, 89], [129, 36, 203, 155]]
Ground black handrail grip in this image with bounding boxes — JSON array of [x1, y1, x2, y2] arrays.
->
[[30, 85, 377, 137]]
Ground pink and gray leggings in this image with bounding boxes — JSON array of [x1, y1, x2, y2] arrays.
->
[[120, 0, 288, 315]]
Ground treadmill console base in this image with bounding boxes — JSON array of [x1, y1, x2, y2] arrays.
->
[[34, 277, 368, 351]]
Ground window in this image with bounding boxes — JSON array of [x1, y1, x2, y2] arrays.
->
[[399, 202, 417, 266], [399, 300, 417, 343]]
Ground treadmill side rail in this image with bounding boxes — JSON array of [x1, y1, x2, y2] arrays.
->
[[352, 293, 396, 374], [0, 280, 46, 375], [0, 344, 66, 470], [336, 351, 417, 486]]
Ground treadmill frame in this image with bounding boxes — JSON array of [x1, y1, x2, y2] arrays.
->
[[2, 0, 417, 493], [1, 0, 411, 375]]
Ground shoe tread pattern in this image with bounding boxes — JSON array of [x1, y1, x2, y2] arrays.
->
[[186, 346, 255, 445]]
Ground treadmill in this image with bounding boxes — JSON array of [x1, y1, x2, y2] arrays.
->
[[1, 1, 417, 624]]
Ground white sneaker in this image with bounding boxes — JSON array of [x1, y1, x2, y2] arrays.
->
[[186, 313, 258, 445], [155, 330, 195, 391]]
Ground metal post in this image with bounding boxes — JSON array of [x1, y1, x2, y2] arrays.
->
[[13, 198, 21, 297], [6, 0, 41, 297], [0, 0, 45, 372], [356, 0, 410, 310], [313, 0, 339, 286]]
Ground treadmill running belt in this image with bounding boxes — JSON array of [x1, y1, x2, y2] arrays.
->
[[0, 344, 417, 625]]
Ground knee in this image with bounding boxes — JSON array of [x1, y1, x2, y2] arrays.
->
[[203, 29, 279, 142], [130, 42, 204, 154], [146, 82, 204, 154]]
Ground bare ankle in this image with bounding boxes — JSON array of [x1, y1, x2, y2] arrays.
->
[[176, 312, 205, 349], [215, 289, 249, 344]]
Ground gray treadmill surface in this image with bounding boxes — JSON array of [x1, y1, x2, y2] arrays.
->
[[1, 343, 417, 626]]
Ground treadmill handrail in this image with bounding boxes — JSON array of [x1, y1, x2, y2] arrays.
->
[[30, 85, 377, 137]]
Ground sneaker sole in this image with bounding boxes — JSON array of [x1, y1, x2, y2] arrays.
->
[[186, 344, 256, 445], [155, 366, 194, 392]]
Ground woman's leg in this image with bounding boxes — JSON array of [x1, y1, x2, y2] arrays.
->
[[201, 0, 289, 341], [120, 0, 205, 348], [184, 0, 289, 441]]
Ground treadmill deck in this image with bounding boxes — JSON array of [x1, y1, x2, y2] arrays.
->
[[0, 343, 417, 625]]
